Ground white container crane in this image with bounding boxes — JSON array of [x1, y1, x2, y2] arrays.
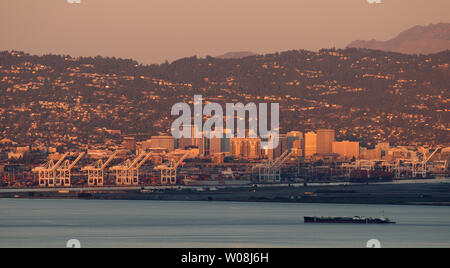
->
[[56, 152, 85, 187], [254, 150, 293, 182], [82, 151, 119, 186], [111, 152, 146, 186], [155, 150, 190, 185], [33, 153, 69, 187]]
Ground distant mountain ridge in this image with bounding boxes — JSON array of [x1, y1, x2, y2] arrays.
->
[[216, 51, 257, 59], [347, 23, 450, 55]]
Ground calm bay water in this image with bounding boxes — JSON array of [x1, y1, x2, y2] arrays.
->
[[1, 199, 450, 248]]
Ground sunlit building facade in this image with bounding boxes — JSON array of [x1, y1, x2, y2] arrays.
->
[[317, 129, 335, 155], [304, 132, 317, 158], [332, 141, 360, 161], [231, 138, 261, 159]]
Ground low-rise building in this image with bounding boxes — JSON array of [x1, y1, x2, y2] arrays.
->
[[231, 138, 261, 159], [333, 141, 360, 161], [143, 136, 175, 152], [122, 137, 136, 151], [360, 147, 382, 160]]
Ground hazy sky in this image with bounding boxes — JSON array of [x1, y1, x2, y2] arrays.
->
[[1, 0, 449, 64]]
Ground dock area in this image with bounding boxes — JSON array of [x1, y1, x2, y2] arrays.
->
[[2, 180, 450, 206]]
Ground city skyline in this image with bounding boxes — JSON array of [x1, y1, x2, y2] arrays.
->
[[1, 0, 450, 250], [2, 125, 448, 189]]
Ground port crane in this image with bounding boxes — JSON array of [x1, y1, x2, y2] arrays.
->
[[341, 160, 378, 178], [129, 151, 159, 184], [111, 152, 146, 186], [254, 150, 293, 182], [82, 151, 119, 186], [33, 153, 69, 187], [393, 148, 441, 178], [155, 150, 190, 185], [418, 147, 441, 177], [56, 152, 85, 187]]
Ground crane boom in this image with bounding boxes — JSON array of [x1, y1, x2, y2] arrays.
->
[[272, 150, 292, 168], [135, 152, 155, 169], [157, 150, 191, 185], [68, 152, 85, 170], [52, 153, 69, 171], [101, 151, 119, 169], [130, 153, 146, 169], [425, 148, 441, 164], [174, 151, 190, 168], [271, 150, 291, 168]]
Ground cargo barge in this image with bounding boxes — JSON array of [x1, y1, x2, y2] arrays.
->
[[304, 216, 396, 224]]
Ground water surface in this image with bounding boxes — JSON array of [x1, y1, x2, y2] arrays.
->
[[1, 199, 449, 248]]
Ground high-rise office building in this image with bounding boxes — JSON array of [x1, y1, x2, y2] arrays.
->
[[287, 131, 303, 148], [317, 129, 335, 155], [209, 137, 222, 155], [178, 125, 203, 153], [304, 132, 317, 157], [287, 131, 303, 157], [267, 134, 289, 159], [221, 129, 232, 153]]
